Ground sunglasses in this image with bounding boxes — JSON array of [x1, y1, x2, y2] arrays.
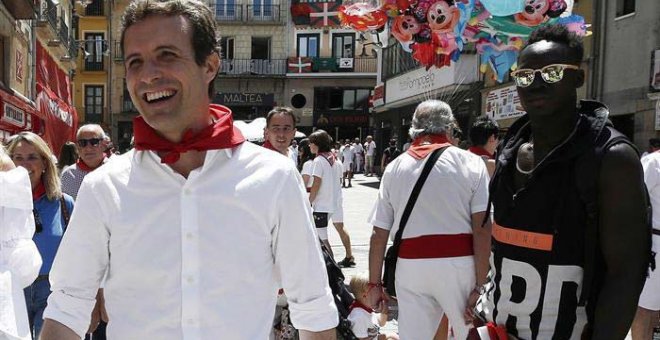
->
[[511, 64, 580, 88], [77, 138, 102, 147]]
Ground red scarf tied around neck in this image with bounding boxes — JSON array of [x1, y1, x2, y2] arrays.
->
[[76, 157, 106, 172], [406, 135, 452, 160], [133, 104, 245, 164]]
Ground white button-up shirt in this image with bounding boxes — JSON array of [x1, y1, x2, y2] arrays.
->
[[44, 143, 338, 339]]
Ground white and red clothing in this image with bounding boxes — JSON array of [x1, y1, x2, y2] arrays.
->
[[61, 158, 109, 200], [347, 301, 379, 339], [331, 158, 344, 223], [369, 137, 489, 340], [310, 155, 337, 214], [352, 143, 364, 173], [341, 145, 355, 172], [640, 152, 660, 309], [301, 159, 314, 189], [44, 143, 338, 339]]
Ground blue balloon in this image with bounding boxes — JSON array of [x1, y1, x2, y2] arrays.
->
[[480, 0, 524, 16]]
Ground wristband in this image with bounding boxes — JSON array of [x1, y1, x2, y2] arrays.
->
[[367, 282, 383, 288]]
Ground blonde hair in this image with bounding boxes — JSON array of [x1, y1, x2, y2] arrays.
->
[[349, 272, 371, 298], [7, 132, 62, 200]]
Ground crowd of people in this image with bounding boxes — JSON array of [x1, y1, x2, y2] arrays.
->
[[0, 1, 658, 340]]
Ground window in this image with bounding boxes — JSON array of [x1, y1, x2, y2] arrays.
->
[[122, 80, 136, 112], [215, 0, 237, 20], [314, 88, 371, 112], [85, 85, 104, 123], [84, 0, 104, 16], [616, 0, 635, 17], [332, 33, 354, 59], [251, 37, 271, 60], [253, 0, 273, 18], [83, 33, 105, 71], [220, 37, 235, 60], [297, 34, 319, 58]]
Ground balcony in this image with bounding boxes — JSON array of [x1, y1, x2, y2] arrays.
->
[[381, 43, 420, 81], [287, 57, 377, 74], [36, 0, 58, 41], [122, 95, 137, 113], [212, 4, 283, 24], [84, 0, 104, 16], [214, 4, 243, 22], [219, 59, 286, 76], [114, 40, 124, 62], [2, 0, 37, 19], [246, 5, 281, 23]]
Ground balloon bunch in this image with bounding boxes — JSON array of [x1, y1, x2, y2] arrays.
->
[[338, 0, 590, 82]]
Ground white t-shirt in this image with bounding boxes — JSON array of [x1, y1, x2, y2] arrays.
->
[[366, 141, 376, 156], [643, 152, 660, 229], [341, 145, 355, 165], [353, 143, 364, 157], [347, 307, 379, 339], [301, 160, 314, 188], [44, 144, 338, 339], [333, 158, 344, 211], [369, 147, 489, 240], [0, 167, 41, 340], [311, 155, 337, 213]]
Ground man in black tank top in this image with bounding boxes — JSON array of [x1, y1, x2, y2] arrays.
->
[[480, 24, 650, 339]]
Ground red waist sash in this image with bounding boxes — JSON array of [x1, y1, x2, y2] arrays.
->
[[399, 233, 473, 259]]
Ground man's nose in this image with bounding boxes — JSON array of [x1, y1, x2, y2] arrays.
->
[[140, 60, 162, 83]]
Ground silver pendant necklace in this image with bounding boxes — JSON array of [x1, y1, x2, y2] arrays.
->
[[516, 139, 535, 175]]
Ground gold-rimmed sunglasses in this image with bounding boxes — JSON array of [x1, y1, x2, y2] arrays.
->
[[511, 64, 580, 88]]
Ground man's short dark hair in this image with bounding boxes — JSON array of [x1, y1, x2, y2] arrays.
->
[[650, 138, 660, 148], [524, 24, 584, 64], [309, 129, 333, 153], [266, 107, 296, 127], [120, 0, 219, 98], [469, 117, 499, 146]]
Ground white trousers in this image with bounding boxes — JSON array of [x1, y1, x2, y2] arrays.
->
[[396, 256, 475, 340]]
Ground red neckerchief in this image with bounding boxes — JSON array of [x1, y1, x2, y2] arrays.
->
[[406, 135, 452, 160], [32, 180, 46, 201], [318, 152, 335, 166], [262, 140, 277, 151], [133, 104, 245, 164], [485, 322, 509, 339], [349, 300, 374, 313], [76, 156, 106, 172], [468, 146, 494, 159]]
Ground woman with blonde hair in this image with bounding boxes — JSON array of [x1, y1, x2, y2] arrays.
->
[[6, 132, 74, 339]]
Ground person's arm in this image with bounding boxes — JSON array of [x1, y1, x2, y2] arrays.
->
[[592, 143, 650, 339], [299, 329, 337, 340], [302, 174, 311, 188], [471, 211, 491, 286], [367, 227, 390, 307], [309, 176, 322, 204], [40, 319, 79, 340]]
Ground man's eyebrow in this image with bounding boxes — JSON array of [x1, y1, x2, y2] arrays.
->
[[124, 45, 183, 61]]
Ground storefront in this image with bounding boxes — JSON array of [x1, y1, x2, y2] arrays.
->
[[212, 92, 275, 121], [0, 89, 36, 141]]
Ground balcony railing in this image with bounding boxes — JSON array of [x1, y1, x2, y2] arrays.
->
[[58, 17, 69, 48], [85, 0, 104, 16], [303, 57, 377, 73], [114, 40, 123, 61], [382, 42, 419, 81], [214, 4, 243, 21], [38, 0, 58, 34], [68, 36, 78, 58], [246, 5, 280, 22], [219, 59, 286, 76], [84, 59, 104, 72]]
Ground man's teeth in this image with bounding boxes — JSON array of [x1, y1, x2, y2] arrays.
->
[[145, 90, 175, 102]]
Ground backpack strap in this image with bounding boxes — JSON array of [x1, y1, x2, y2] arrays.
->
[[60, 196, 70, 232]]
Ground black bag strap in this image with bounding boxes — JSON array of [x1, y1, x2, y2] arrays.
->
[[60, 196, 70, 231], [391, 146, 449, 255]]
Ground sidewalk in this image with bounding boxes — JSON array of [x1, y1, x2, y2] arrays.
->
[[326, 173, 399, 334]]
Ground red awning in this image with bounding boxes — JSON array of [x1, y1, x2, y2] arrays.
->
[[0, 88, 36, 133]]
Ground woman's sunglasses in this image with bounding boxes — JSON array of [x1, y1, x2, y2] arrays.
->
[[511, 64, 580, 88]]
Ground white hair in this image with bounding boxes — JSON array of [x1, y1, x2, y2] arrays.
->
[[77, 124, 106, 139], [408, 100, 455, 140]]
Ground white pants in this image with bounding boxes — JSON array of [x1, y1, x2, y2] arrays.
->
[[396, 256, 475, 340]]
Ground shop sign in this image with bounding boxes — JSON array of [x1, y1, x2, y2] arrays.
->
[[214, 93, 274, 106], [372, 83, 384, 107], [2, 102, 26, 128], [484, 84, 526, 121]]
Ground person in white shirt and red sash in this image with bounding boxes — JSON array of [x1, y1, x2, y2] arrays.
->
[[367, 99, 492, 340], [39, 1, 338, 339]]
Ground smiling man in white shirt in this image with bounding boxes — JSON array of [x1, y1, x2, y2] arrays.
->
[[39, 1, 337, 339]]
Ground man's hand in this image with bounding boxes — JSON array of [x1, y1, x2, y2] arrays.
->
[[463, 289, 480, 325], [87, 289, 107, 334]]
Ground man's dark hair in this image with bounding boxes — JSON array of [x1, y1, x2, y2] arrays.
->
[[650, 138, 660, 149], [524, 24, 584, 64], [120, 0, 220, 98], [266, 107, 296, 127], [469, 117, 499, 146], [309, 129, 333, 153]]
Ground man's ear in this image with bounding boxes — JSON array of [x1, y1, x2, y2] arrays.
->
[[575, 69, 585, 88], [204, 52, 221, 83]]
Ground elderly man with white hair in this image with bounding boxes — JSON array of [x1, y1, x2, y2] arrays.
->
[[61, 124, 108, 200], [366, 99, 492, 340]]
